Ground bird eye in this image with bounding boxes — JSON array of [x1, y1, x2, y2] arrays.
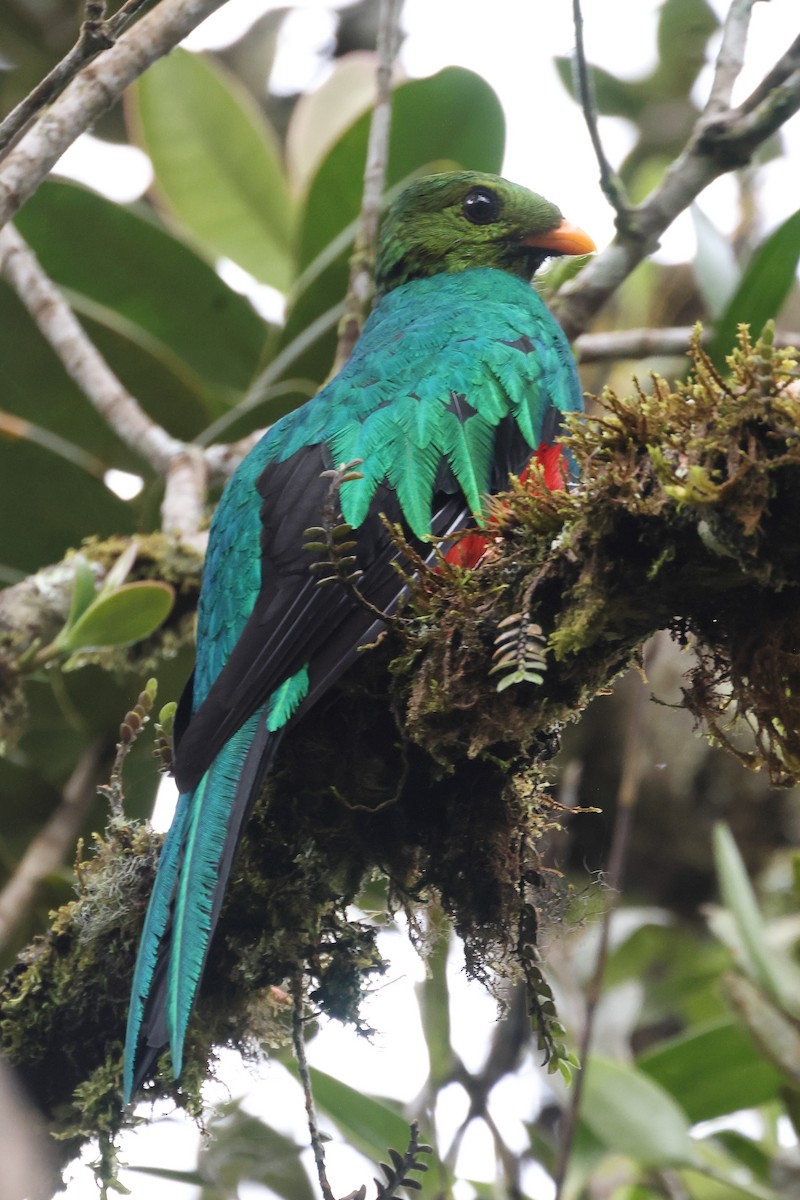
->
[[462, 187, 501, 226]]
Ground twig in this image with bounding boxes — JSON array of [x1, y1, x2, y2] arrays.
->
[[574, 326, 800, 362], [291, 972, 335, 1200], [332, 0, 403, 372], [554, 27, 800, 339], [0, 0, 154, 161], [571, 0, 629, 220], [0, 0, 227, 233], [0, 222, 184, 473], [704, 0, 757, 119], [0, 742, 103, 951], [552, 643, 658, 1199]]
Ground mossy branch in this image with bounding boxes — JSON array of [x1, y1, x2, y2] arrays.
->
[[1, 326, 798, 1186]]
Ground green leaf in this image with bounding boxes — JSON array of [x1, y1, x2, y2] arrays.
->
[[0, 432, 134, 574], [712, 823, 800, 1017], [581, 1055, 696, 1166], [298, 67, 505, 271], [554, 56, 645, 118], [57, 581, 174, 652], [721, 972, 800, 1088], [708, 207, 800, 366], [639, 1017, 783, 1121], [302, 1067, 420, 1164], [285, 54, 378, 193], [15, 180, 269, 401], [692, 204, 741, 319], [129, 49, 295, 289], [65, 555, 98, 630], [198, 1100, 316, 1200]]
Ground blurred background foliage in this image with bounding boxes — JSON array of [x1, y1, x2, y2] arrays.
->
[[1, 1, 800, 1198]]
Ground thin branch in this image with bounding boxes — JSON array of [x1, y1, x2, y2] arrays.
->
[[0, 0, 154, 160], [574, 325, 800, 362], [0, 742, 103, 951], [0, 222, 184, 473], [291, 973, 335, 1200], [0, 0, 227, 233], [554, 29, 800, 339], [571, 0, 629, 220], [332, 0, 403, 373], [552, 643, 657, 1199], [704, 0, 757, 118]]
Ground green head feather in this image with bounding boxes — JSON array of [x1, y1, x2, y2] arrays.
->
[[376, 171, 594, 295]]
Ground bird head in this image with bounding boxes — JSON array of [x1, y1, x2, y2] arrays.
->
[[375, 171, 596, 295]]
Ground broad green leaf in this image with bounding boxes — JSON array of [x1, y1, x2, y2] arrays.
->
[[692, 204, 741, 319], [198, 1101, 316, 1200], [57, 581, 174, 652], [581, 1055, 695, 1166], [712, 823, 800, 1016], [130, 49, 294, 289], [677, 1169, 777, 1200], [721, 972, 800, 1087], [304, 1066, 419, 1163], [298, 67, 505, 271], [655, 0, 718, 96], [554, 57, 645, 118], [708, 207, 800, 366], [0, 435, 134, 574], [16, 180, 269, 399], [286, 53, 379, 193], [639, 1017, 783, 1121]]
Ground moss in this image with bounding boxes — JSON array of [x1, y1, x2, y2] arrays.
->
[[2, 326, 799, 1182]]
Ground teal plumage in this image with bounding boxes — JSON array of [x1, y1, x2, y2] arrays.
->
[[123, 172, 594, 1101]]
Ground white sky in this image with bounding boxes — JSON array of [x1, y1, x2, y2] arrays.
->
[[54, 1, 800, 1197]]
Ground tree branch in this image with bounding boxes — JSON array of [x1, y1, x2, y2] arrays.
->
[[574, 325, 800, 362], [0, 742, 104, 952], [554, 31, 800, 339], [0, 0, 155, 160], [332, 0, 403, 372], [0, 0, 227, 233], [571, 0, 629, 220], [704, 0, 757, 118], [0, 222, 184, 473]]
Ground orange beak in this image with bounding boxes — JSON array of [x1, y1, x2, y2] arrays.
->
[[523, 219, 596, 256]]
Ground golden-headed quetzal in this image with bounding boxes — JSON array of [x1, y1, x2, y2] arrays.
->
[[123, 171, 595, 1100]]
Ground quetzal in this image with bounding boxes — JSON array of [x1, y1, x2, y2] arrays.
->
[[123, 171, 595, 1100]]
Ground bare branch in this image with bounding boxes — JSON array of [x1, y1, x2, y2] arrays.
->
[[0, 222, 184, 473], [204, 429, 266, 481], [574, 326, 800, 362], [704, 0, 757, 118], [292, 972, 336, 1200], [0, 0, 155, 160], [0, 743, 104, 952], [554, 31, 800, 339], [0, 0, 227, 233], [332, 0, 403, 372], [571, 0, 629, 220], [161, 446, 209, 548]]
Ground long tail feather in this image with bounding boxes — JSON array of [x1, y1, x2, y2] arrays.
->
[[125, 704, 284, 1096], [123, 789, 192, 1103]]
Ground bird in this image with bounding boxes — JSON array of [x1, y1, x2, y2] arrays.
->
[[123, 170, 595, 1101]]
